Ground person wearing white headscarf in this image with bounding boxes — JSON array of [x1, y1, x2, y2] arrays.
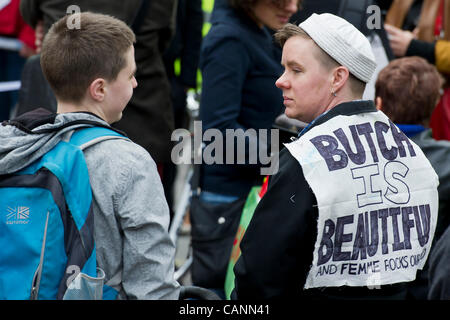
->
[[232, 13, 439, 300]]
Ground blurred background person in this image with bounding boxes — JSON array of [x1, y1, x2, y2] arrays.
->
[[428, 218, 450, 299], [384, 0, 450, 141], [163, 0, 203, 220], [382, 0, 424, 32], [190, 0, 300, 297], [375, 56, 450, 300], [0, 0, 36, 121]]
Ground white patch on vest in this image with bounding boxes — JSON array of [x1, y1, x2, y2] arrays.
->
[[285, 110, 439, 289]]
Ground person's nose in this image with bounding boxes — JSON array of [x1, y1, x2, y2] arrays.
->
[[284, 0, 298, 15], [275, 73, 289, 89], [132, 77, 138, 89]]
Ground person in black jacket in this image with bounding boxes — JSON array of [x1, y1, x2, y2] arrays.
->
[[163, 0, 203, 218], [232, 14, 440, 300], [164, 0, 203, 130], [190, 0, 299, 296], [198, 0, 299, 201], [428, 224, 450, 299]]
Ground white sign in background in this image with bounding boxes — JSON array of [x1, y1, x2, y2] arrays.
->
[[285, 110, 439, 289]]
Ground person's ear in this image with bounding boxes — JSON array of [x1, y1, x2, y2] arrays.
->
[[89, 78, 106, 102], [375, 96, 383, 110], [331, 66, 350, 94]]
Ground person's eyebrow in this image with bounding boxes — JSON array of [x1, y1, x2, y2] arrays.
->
[[285, 60, 303, 69]]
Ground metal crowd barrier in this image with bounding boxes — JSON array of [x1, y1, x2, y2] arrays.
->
[[0, 80, 21, 93], [0, 36, 22, 52], [0, 36, 22, 93]]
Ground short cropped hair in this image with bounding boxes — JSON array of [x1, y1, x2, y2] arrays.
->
[[375, 56, 443, 126], [41, 12, 136, 103], [274, 23, 366, 96]]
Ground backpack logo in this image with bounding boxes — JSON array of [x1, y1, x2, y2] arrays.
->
[[6, 206, 30, 225]]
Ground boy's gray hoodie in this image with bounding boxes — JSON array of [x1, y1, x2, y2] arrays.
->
[[0, 109, 180, 299]]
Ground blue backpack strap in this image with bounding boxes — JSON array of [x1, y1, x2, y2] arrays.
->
[[68, 126, 127, 300], [42, 126, 126, 299], [39, 126, 126, 244], [68, 126, 128, 149], [37, 139, 97, 298]]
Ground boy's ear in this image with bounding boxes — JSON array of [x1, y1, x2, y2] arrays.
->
[[89, 78, 106, 102], [375, 96, 383, 111]]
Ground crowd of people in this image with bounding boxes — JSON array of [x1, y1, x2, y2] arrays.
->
[[0, 0, 449, 301]]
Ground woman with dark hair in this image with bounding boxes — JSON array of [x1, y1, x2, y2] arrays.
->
[[228, 0, 299, 28], [191, 0, 299, 296]]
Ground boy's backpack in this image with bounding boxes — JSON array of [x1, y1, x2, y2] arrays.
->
[[0, 126, 127, 300]]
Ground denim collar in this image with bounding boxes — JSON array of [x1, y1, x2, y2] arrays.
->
[[395, 124, 427, 138]]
